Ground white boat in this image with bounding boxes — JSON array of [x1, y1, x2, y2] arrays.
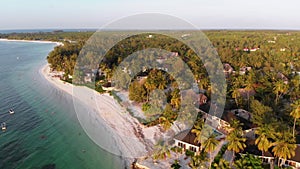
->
[[1, 122, 6, 131], [9, 109, 14, 114]]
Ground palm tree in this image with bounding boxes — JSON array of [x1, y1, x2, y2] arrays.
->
[[225, 119, 243, 134], [290, 99, 300, 137], [289, 75, 300, 100], [202, 134, 220, 169], [152, 140, 171, 161], [191, 119, 205, 150], [158, 116, 172, 131], [170, 89, 181, 110], [244, 75, 255, 110], [156, 71, 168, 90], [273, 80, 288, 105], [230, 119, 243, 131], [272, 131, 297, 167], [144, 78, 156, 102], [226, 130, 247, 161], [189, 151, 208, 169], [232, 88, 241, 107], [199, 77, 209, 90], [255, 124, 275, 156]]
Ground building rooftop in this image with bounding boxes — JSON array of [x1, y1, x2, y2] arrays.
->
[[290, 145, 300, 163], [174, 129, 201, 147]]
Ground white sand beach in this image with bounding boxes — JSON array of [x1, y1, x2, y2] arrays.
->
[[40, 64, 163, 162], [0, 38, 64, 46]]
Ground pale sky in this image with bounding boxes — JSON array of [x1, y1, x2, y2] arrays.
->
[[1, 0, 300, 30]]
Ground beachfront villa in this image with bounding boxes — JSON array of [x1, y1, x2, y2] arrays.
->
[[173, 112, 228, 153], [174, 130, 201, 153]]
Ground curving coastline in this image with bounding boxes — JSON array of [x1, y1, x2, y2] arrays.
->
[[39, 63, 163, 166]]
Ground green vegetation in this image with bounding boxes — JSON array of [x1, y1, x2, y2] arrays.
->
[[234, 153, 264, 169], [3, 30, 300, 168], [212, 144, 228, 168], [0, 31, 93, 42]]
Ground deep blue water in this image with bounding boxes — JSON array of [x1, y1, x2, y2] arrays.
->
[[0, 41, 122, 169]]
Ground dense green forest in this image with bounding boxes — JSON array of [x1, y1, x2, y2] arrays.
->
[[2, 30, 300, 168]]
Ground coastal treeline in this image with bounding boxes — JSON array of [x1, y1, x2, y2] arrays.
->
[[0, 31, 93, 42]]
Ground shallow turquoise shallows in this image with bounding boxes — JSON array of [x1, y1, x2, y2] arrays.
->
[[0, 41, 123, 169]]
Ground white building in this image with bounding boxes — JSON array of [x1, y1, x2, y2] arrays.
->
[[280, 48, 286, 52], [174, 130, 201, 152]]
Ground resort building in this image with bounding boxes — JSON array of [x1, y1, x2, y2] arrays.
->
[[239, 66, 252, 75], [231, 109, 252, 121], [250, 48, 260, 52], [268, 40, 276, 43], [280, 48, 286, 52], [199, 93, 208, 106], [174, 130, 201, 152], [279, 145, 300, 169], [243, 145, 300, 169]]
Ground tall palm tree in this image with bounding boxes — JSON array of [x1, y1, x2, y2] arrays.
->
[[232, 88, 241, 107], [255, 124, 275, 156], [226, 130, 247, 161], [244, 74, 255, 110], [191, 119, 205, 150], [289, 75, 300, 101], [170, 89, 181, 110], [202, 134, 220, 169], [273, 80, 288, 105], [144, 78, 156, 102], [290, 99, 300, 137], [272, 131, 297, 167]]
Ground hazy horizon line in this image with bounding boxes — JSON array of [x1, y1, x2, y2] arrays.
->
[[1, 28, 300, 33]]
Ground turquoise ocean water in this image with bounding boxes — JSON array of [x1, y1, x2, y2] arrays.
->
[[0, 41, 123, 169]]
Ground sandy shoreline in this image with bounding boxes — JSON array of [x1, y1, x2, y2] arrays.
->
[[40, 64, 164, 165], [0, 38, 64, 46]]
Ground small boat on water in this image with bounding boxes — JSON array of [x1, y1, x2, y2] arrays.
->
[[1, 122, 6, 131], [9, 109, 14, 114]]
